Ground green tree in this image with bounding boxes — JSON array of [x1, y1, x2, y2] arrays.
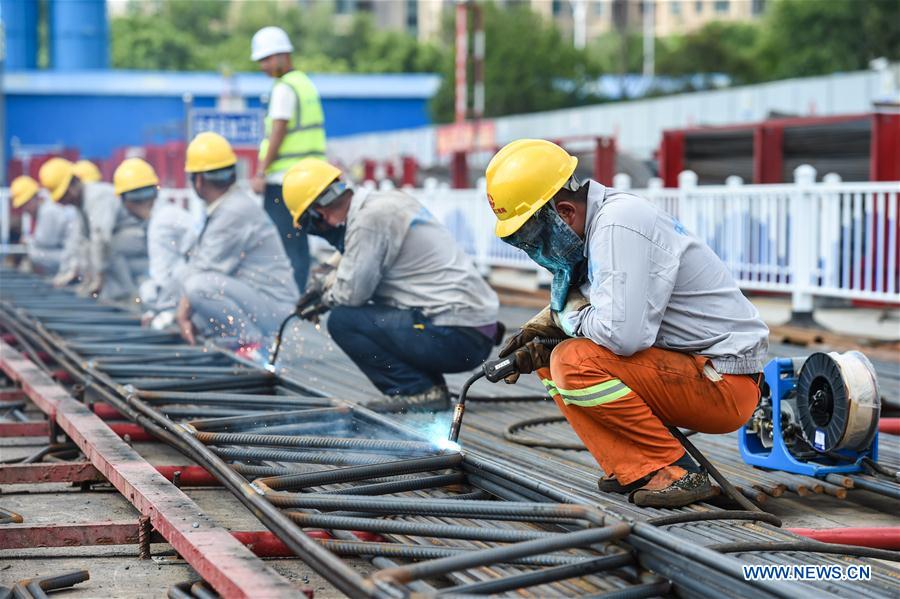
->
[[430, 2, 601, 123], [756, 0, 900, 79], [656, 21, 762, 85]]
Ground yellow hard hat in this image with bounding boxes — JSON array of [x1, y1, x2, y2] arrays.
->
[[485, 139, 578, 238], [114, 158, 160, 196], [282, 158, 343, 225], [38, 157, 76, 202], [73, 160, 102, 183], [185, 132, 237, 173], [11, 176, 40, 209]]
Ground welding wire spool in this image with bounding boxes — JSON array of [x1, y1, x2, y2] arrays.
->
[[795, 352, 880, 453]]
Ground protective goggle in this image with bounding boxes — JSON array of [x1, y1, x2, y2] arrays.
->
[[122, 186, 159, 203]]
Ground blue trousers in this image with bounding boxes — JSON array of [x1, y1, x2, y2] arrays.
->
[[327, 305, 494, 396], [264, 183, 309, 292]]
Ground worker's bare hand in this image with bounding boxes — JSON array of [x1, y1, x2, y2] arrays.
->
[[176, 297, 195, 345], [498, 305, 563, 358], [250, 174, 266, 195]]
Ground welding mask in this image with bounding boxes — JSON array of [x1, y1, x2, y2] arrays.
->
[[502, 201, 586, 311]]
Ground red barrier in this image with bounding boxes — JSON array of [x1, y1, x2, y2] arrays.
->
[[788, 527, 900, 550], [878, 418, 900, 436]]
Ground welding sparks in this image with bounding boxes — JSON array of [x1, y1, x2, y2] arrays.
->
[[436, 438, 461, 452]]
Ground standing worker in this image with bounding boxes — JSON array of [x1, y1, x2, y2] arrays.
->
[[38, 157, 148, 300], [176, 132, 299, 359], [11, 175, 75, 274], [485, 139, 768, 507], [113, 158, 198, 329], [73, 160, 103, 183], [250, 26, 326, 292], [282, 159, 501, 413]]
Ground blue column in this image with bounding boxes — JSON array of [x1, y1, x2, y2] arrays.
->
[[50, 0, 109, 70], [1, 0, 39, 69]]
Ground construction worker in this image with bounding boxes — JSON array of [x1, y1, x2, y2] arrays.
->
[[38, 157, 148, 300], [73, 160, 103, 183], [282, 158, 501, 413], [250, 26, 327, 293], [113, 158, 198, 329], [485, 139, 769, 508], [176, 132, 299, 358], [10, 175, 76, 274]]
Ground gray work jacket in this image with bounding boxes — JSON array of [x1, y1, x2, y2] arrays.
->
[[562, 181, 768, 375], [324, 188, 499, 328], [181, 185, 299, 306]]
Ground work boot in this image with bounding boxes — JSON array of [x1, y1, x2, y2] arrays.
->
[[597, 473, 653, 495], [629, 466, 718, 508], [365, 385, 450, 414]]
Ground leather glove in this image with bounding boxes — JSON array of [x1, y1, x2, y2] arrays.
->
[[504, 339, 554, 384], [551, 289, 590, 337], [498, 305, 565, 359]]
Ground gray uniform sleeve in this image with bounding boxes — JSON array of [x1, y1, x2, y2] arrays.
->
[[85, 193, 120, 279], [57, 210, 88, 280], [324, 226, 390, 307], [184, 208, 248, 278], [565, 224, 678, 356]]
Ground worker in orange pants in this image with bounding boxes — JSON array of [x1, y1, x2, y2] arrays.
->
[[485, 140, 769, 507], [534, 340, 759, 504]]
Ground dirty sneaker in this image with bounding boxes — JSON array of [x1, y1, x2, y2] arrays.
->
[[597, 473, 653, 494], [365, 385, 451, 414], [629, 466, 718, 508]]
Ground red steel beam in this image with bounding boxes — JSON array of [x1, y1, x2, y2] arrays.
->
[[0, 389, 26, 401], [0, 521, 145, 550], [0, 463, 218, 486], [0, 522, 331, 551], [0, 421, 49, 437], [0, 462, 102, 485], [0, 342, 299, 598]]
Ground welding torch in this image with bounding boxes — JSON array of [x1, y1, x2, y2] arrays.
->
[[447, 337, 565, 443], [268, 289, 330, 368]]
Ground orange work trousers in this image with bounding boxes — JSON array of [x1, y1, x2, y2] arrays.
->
[[536, 339, 760, 485]]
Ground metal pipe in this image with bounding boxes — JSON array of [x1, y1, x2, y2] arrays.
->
[[372, 523, 631, 585], [437, 552, 634, 595]]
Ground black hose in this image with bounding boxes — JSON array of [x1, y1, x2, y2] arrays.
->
[[268, 312, 296, 369], [648, 510, 782, 528]]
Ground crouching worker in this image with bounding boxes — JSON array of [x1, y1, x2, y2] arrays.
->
[[486, 140, 769, 507], [282, 158, 501, 413], [39, 157, 148, 300], [113, 158, 198, 329], [11, 175, 75, 275], [176, 132, 299, 359]]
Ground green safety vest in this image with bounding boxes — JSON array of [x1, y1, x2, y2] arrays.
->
[[259, 70, 326, 174]]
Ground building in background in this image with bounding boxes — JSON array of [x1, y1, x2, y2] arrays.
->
[[338, 0, 769, 43]]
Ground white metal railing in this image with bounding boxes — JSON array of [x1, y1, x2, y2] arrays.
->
[[407, 166, 900, 309], [2, 167, 898, 309]]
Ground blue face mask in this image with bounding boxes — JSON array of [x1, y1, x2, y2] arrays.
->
[[303, 210, 346, 253], [503, 204, 585, 311]]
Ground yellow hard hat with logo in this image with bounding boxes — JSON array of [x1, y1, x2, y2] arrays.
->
[[73, 160, 102, 183], [282, 158, 343, 225], [185, 132, 238, 173], [485, 139, 578, 238], [114, 158, 160, 196], [11, 176, 41, 209], [38, 157, 76, 202]]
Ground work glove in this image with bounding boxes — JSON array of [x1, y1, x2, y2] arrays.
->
[[504, 339, 555, 384], [551, 289, 591, 338], [498, 305, 565, 359]]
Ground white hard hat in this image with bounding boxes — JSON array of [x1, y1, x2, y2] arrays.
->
[[251, 26, 294, 61]]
